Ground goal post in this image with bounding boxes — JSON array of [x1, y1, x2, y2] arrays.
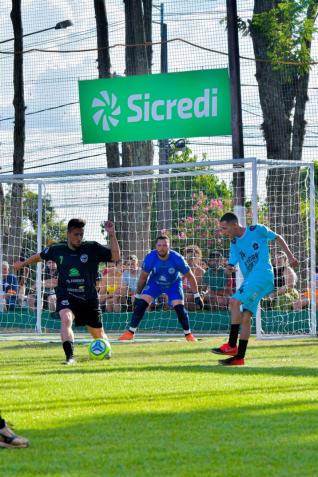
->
[[0, 158, 316, 338], [309, 162, 317, 335]]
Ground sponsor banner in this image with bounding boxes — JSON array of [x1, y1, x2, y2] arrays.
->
[[78, 69, 231, 143]]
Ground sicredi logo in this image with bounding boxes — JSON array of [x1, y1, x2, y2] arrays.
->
[[92, 88, 218, 131], [79, 69, 231, 143], [92, 91, 121, 131]]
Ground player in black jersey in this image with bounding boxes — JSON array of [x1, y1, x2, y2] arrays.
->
[[14, 218, 120, 364]]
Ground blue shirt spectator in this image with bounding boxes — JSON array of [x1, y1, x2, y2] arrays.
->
[[2, 261, 18, 310]]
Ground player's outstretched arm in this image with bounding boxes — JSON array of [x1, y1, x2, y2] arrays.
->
[[183, 271, 204, 309], [135, 271, 149, 299], [275, 235, 299, 268], [14, 253, 42, 271], [103, 220, 120, 262]]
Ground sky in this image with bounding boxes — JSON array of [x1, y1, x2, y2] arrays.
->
[[0, 0, 317, 241]]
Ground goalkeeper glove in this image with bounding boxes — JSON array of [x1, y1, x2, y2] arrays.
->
[[194, 292, 204, 310]]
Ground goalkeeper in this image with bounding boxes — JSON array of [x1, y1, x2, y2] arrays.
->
[[118, 235, 204, 342], [211, 212, 298, 366]]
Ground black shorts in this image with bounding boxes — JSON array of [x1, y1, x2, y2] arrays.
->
[[56, 296, 103, 328]]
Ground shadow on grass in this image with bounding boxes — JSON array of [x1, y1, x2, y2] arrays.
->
[[0, 337, 317, 354], [26, 362, 318, 379], [0, 342, 61, 351], [1, 403, 317, 477]]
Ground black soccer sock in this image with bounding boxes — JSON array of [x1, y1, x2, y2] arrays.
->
[[228, 324, 240, 347], [0, 415, 5, 430], [174, 304, 191, 333], [130, 299, 149, 329], [236, 339, 248, 359], [63, 340, 74, 360]]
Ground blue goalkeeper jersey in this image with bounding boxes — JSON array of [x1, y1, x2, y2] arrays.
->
[[228, 224, 277, 278], [142, 250, 190, 289]]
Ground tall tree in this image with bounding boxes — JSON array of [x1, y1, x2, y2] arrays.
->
[[93, 0, 122, 244], [121, 0, 154, 259], [246, 0, 318, 284], [7, 0, 25, 264]]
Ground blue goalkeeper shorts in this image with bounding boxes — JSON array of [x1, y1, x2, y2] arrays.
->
[[142, 279, 184, 304], [232, 272, 274, 316]]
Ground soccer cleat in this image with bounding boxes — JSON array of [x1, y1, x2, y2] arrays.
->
[[218, 356, 245, 366], [0, 417, 29, 448], [64, 357, 76, 365], [118, 330, 135, 341], [185, 333, 197, 342], [103, 339, 112, 359], [211, 343, 238, 356]]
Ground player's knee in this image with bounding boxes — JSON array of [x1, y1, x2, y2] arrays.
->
[[174, 304, 188, 320], [242, 310, 252, 322], [60, 310, 72, 327], [229, 297, 240, 310], [133, 298, 149, 317]]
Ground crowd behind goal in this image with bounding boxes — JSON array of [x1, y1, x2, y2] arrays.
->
[[2, 244, 316, 316]]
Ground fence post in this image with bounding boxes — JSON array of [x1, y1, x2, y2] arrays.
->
[[309, 163, 316, 335], [252, 159, 262, 339], [0, 211, 3, 312], [35, 183, 43, 333]]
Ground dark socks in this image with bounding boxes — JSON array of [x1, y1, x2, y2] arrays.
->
[[63, 340, 74, 360], [174, 304, 190, 333], [130, 299, 149, 329], [0, 415, 5, 430], [236, 339, 248, 359], [228, 324, 240, 347]]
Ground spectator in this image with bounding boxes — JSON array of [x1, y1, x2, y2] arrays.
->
[[182, 245, 205, 311], [201, 259, 208, 271], [16, 255, 30, 307], [99, 261, 122, 312], [263, 251, 299, 310], [293, 265, 318, 311], [1, 261, 18, 311], [28, 260, 58, 313], [113, 255, 141, 312], [203, 251, 232, 310], [96, 271, 102, 293]]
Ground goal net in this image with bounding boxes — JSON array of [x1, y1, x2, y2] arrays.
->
[[0, 158, 316, 338]]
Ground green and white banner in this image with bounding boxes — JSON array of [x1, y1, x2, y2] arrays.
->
[[78, 68, 231, 144]]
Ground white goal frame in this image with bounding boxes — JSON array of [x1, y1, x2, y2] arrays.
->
[[0, 157, 316, 339]]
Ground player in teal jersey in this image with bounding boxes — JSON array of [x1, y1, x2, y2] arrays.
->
[[14, 218, 120, 364], [211, 212, 298, 366]]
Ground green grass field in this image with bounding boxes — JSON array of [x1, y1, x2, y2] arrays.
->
[[0, 336, 317, 477]]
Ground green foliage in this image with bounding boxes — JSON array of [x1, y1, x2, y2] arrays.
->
[[170, 190, 231, 255], [299, 161, 318, 257], [249, 0, 318, 73], [151, 146, 233, 254], [6, 188, 67, 256]]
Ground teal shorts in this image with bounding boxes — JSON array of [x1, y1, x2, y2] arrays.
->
[[232, 274, 274, 316]]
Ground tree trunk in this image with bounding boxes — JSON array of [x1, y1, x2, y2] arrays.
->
[[94, 0, 122, 246], [142, 0, 153, 72], [250, 0, 316, 285], [122, 0, 154, 260], [9, 0, 25, 264]]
